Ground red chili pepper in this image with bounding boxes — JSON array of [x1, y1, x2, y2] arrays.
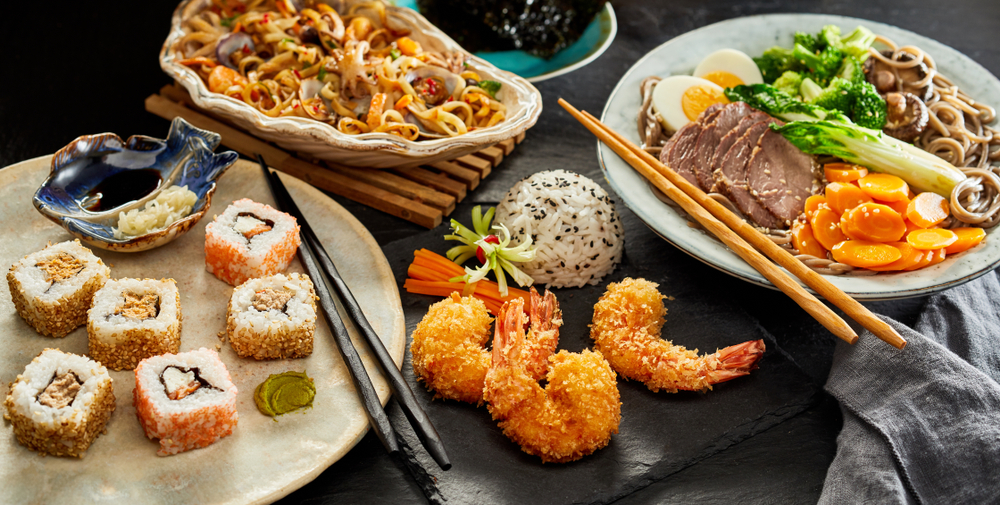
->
[[293, 69, 302, 78], [242, 44, 251, 54], [475, 235, 500, 264], [262, 13, 270, 24]]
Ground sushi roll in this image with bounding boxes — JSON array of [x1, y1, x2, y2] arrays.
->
[[87, 278, 182, 371], [133, 348, 238, 456], [226, 273, 317, 360], [7, 240, 110, 337], [204, 199, 301, 286], [3, 349, 116, 457]]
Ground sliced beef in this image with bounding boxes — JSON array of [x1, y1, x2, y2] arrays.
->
[[690, 102, 753, 191], [659, 105, 726, 188], [746, 129, 817, 225], [714, 122, 784, 229], [710, 111, 774, 188]]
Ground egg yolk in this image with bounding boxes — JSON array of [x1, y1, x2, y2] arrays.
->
[[700, 71, 745, 89], [681, 85, 730, 121]]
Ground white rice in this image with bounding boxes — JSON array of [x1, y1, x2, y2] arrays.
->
[[495, 170, 624, 288]]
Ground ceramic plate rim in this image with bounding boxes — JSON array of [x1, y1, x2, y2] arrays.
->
[[525, 3, 618, 83], [597, 13, 1000, 300]]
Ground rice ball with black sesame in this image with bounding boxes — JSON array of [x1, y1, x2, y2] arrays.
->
[[495, 170, 624, 288]]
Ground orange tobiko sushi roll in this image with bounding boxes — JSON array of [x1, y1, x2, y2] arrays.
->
[[133, 348, 238, 456], [205, 199, 301, 286]]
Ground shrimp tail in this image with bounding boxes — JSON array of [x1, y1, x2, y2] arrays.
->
[[523, 288, 562, 380], [706, 339, 766, 385]]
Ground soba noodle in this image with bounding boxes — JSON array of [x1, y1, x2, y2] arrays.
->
[[636, 35, 999, 274]]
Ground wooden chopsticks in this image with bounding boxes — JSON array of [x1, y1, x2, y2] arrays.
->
[[257, 156, 452, 470], [558, 99, 906, 349]]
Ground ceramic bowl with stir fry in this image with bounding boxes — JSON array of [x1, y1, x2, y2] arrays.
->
[[160, 0, 542, 169]]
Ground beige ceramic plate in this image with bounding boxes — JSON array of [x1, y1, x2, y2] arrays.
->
[[0, 158, 405, 504]]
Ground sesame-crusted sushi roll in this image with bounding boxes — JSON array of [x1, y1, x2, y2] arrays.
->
[[7, 240, 110, 337], [87, 278, 182, 371], [3, 349, 116, 457], [226, 273, 317, 360], [133, 348, 238, 456], [204, 199, 301, 286]]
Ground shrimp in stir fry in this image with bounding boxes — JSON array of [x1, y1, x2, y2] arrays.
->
[[410, 293, 493, 404], [591, 278, 765, 393], [484, 293, 621, 463]]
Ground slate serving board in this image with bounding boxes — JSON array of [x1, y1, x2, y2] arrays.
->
[[381, 209, 819, 504]]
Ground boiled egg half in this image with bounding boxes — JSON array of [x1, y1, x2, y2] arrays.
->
[[693, 49, 764, 88], [651, 76, 729, 132]]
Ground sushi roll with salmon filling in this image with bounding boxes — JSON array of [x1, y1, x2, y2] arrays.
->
[[3, 349, 116, 457], [7, 240, 110, 337], [204, 199, 301, 286], [87, 278, 182, 371], [133, 348, 238, 456], [227, 273, 317, 360]]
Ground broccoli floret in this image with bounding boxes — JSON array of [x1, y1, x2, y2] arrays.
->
[[754, 47, 797, 83], [841, 25, 876, 60], [818, 25, 842, 51], [794, 31, 819, 53], [811, 77, 854, 115], [849, 81, 887, 129], [793, 43, 844, 85], [773, 71, 804, 96], [836, 55, 866, 86], [725, 84, 849, 123]]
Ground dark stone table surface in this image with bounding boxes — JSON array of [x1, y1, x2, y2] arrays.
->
[[2, 0, 997, 503]]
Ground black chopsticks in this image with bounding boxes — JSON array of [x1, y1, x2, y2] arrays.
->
[[257, 155, 451, 471]]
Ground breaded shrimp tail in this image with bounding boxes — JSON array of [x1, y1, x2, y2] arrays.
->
[[590, 278, 765, 393]]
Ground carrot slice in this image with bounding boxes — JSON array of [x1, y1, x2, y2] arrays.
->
[[857, 173, 910, 202], [902, 250, 934, 271], [840, 212, 865, 241], [810, 207, 848, 250], [792, 220, 827, 258], [924, 248, 948, 269], [846, 203, 906, 242], [906, 192, 950, 228], [824, 164, 869, 183], [907, 228, 959, 250], [867, 242, 926, 271], [825, 182, 873, 215], [831, 240, 902, 268], [876, 197, 910, 216], [804, 195, 827, 218], [944, 228, 987, 255]]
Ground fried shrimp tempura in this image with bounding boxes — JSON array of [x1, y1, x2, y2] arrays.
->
[[484, 294, 621, 463], [410, 293, 493, 403], [590, 278, 765, 393]]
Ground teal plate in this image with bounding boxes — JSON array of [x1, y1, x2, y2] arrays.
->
[[395, 1, 617, 82]]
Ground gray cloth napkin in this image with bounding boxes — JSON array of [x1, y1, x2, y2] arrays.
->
[[820, 271, 1000, 504]]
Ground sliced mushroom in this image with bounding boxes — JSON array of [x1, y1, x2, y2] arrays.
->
[[883, 92, 929, 142], [863, 50, 932, 102]]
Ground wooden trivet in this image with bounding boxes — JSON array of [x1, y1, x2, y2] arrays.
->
[[145, 83, 524, 228]]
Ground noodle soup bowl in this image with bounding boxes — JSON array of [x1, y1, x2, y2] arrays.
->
[[33, 118, 239, 253], [160, 0, 543, 169]]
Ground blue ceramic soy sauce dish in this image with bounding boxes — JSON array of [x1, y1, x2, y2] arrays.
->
[[33, 117, 239, 252]]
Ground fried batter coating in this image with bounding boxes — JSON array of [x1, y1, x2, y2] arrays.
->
[[590, 278, 765, 393], [484, 295, 621, 463], [410, 293, 493, 403]]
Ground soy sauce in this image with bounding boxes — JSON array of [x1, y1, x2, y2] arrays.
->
[[86, 169, 162, 211]]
